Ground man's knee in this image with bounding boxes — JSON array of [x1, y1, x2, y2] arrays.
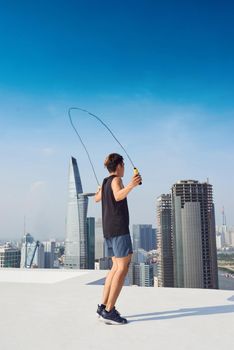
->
[[111, 257, 118, 271], [116, 256, 132, 274], [116, 265, 128, 274]]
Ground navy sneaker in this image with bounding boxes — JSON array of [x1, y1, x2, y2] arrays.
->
[[96, 304, 121, 318], [101, 307, 128, 325], [96, 304, 106, 318]]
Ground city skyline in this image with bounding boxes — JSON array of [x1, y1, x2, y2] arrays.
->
[[0, 1, 234, 239]]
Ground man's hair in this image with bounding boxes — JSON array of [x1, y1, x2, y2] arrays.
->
[[104, 153, 124, 173]]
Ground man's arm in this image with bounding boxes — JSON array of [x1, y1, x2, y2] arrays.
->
[[94, 186, 102, 202], [111, 174, 141, 202]]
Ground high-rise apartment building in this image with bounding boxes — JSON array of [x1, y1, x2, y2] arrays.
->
[[64, 157, 95, 269], [157, 194, 174, 287], [172, 180, 218, 289]]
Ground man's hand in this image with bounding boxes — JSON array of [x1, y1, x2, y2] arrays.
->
[[94, 186, 102, 202], [129, 174, 142, 189]]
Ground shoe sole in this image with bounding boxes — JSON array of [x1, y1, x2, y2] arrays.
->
[[100, 316, 127, 325]]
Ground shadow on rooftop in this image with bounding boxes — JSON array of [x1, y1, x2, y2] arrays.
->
[[87, 278, 106, 285], [227, 295, 234, 302], [126, 299, 234, 323]]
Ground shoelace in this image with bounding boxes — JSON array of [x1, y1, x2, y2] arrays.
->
[[101, 305, 120, 316], [115, 309, 120, 316], [110, 306, 120, 315], [113, 308, 122, 318]]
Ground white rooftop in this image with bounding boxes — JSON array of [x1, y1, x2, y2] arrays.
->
[[0, 268, 233, 350]]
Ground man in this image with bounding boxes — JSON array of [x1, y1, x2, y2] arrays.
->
[[95, 153, 142, 325]]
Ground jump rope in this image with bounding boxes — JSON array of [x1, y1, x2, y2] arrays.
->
[[68, 107, 142, 187]]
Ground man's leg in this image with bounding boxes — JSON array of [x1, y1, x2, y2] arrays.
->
[[101, 257, 118, 305], [105, 253, 132, 312]]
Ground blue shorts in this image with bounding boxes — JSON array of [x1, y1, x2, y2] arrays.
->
[[104, 233, 133, 258]]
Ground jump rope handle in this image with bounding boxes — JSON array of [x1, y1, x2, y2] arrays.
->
[[133, 167, 142, 185]]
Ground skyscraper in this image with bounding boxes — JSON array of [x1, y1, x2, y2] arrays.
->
[[87, 217, 95, 269], [219, 207, 231, 246], [20, 234, 44, 268], [152, 228, 157, 250], [64, 157, 95, 269], [132, 224, 156, 252], [172, 180, 218, 289], [43, 240, 56, 269], [157, 194, 174, 287], [95, 218, 104, 260], [129, 263, 154, 287]]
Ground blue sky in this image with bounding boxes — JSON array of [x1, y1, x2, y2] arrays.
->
[[0, 0, 234, 239]]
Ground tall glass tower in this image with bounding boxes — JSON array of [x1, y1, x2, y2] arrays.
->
[[64, 157, 95, 269], [132, 224, 156, 252]]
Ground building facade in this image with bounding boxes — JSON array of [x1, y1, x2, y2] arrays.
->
[[172, 180, 218, 289], [157, 194, 174, 287], [95, 218, 104, 260], [129, 263, 154, 287], [43, 240, 56, 268], [133, 224, 156, 252], [87, 217, 95, 269], [0, 243, 21, 268], [20, 234, 45, 268]]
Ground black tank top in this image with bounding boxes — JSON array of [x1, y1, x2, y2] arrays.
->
[[102, 175, 130, 238]]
